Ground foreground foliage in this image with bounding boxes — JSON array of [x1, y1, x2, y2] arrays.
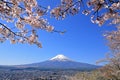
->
[[69, 69, 120, 80]]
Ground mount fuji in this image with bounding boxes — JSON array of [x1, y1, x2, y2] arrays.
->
[[18, 54, 101, 70], [0, 54, 101, 71]]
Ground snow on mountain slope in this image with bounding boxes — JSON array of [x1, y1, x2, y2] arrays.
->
[[50, 54, 71, 61]]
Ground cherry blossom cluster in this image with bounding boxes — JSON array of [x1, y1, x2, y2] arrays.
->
[[88, 0, 120, 26], [105, 26, 120, 51], [51, 0, 120, 26], [0, 0, 53, 47], [51, 0, 81, 20]]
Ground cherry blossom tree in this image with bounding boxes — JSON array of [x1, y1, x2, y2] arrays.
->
[[96, 26, 120, 80], [0, 0, 120, 47]]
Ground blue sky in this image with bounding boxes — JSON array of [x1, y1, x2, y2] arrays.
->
[[0, 0, 113, 65]]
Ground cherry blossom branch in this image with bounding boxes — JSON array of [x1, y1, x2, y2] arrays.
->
[[0, 22, 26, 38]]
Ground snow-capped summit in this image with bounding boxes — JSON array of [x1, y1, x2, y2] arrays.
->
[[50, 54, 71, 61]]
